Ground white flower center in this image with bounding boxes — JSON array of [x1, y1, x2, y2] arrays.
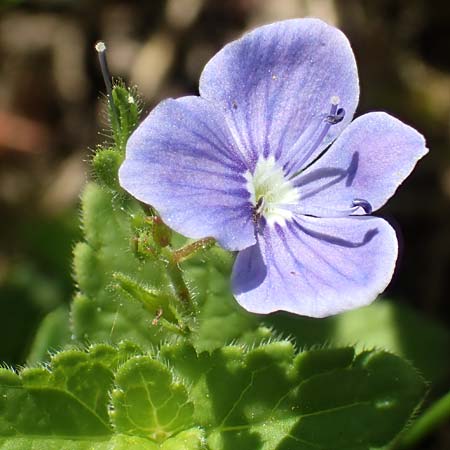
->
[[244, 155, 300, 227]]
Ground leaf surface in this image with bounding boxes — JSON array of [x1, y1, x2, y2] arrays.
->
[[0, 342, 426, 450]]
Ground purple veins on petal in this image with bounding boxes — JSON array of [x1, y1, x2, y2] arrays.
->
[[119, 18, 428, 318], [200, 18, 359, 169], [119, 96, 256, 251], [294, 112, 428, 214], [232, 216, 398, 317]]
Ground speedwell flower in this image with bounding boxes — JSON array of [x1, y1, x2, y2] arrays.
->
[[119, 19, 428, 317]]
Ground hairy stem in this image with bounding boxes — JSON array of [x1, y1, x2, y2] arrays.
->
[[173, 237, 216, 263], [161, 248, 192, 310]]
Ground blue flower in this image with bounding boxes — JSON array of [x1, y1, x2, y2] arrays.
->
[[119, 19, 428, 317]]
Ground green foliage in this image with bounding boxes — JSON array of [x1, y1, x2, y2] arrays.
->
[[0, 342, 425, 450], [71, 183, 178, 346]]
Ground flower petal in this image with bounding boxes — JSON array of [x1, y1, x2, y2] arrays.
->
[[199, 18, 359, 170], [294, 112, 428, 215], [232, 215, 398, 317], [119, 96, 255, 251]]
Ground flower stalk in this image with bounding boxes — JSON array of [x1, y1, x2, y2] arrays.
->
[[172, 237, 216, 263], [161, 247, 192, 310]]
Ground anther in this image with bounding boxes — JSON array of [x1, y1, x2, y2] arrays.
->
[[326, 95, 345, 124], [352, 199, 373, 214], [326, 108, 345, 124]]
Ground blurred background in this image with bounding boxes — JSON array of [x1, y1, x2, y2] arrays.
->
[[0, 0, 449, 447]]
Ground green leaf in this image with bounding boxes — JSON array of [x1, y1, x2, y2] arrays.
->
[[277, 350, 425, 450], [0, 342, 425, 450], [0, 345, 155, 449], [177, 244, 449, 384], [160, 341, 425, 450], [112, 356, 194, 442], [0, 368, 110, 438]]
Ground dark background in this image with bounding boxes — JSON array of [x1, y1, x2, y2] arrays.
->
[[0, 0, 449, 448]]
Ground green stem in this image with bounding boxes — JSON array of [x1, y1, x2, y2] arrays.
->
[[394, 390, 450, 449], [161, 248, 192, 311], [173, 237, 216, 263]]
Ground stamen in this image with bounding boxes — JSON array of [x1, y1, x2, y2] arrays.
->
[[274, 198, 373, 218], [286, 96, 346, 175], [326, 108, 345, 125]]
